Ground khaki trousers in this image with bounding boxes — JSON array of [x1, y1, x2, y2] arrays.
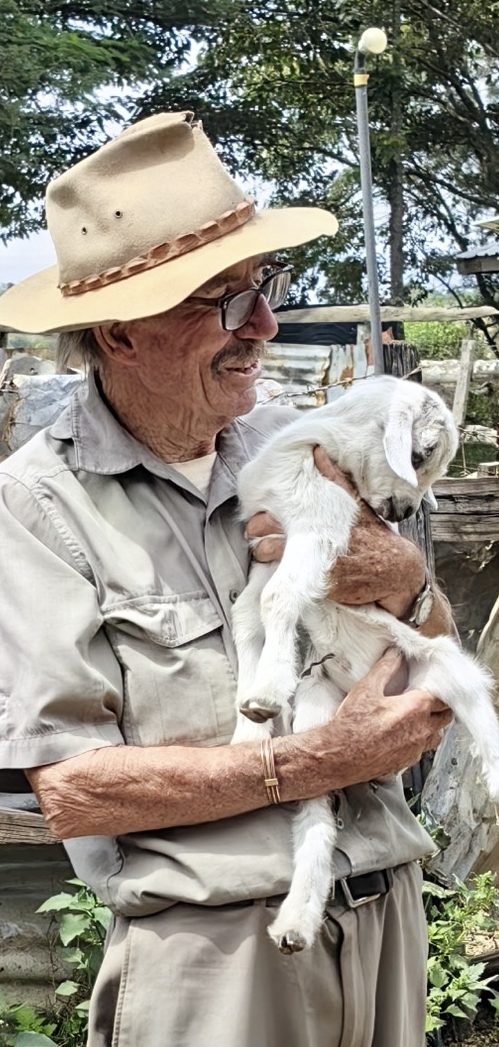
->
[[87, 863, 427, 1047]]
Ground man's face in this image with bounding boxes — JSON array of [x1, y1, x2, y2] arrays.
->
[[110, 257, 280, 431]]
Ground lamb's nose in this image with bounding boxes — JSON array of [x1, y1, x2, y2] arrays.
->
[[402, 504, 414, 520]]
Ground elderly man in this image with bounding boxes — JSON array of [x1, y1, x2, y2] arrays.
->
[[0, 112, 452, 1047]]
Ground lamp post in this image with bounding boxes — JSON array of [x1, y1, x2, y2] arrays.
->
[[354, 27, 388, 375]]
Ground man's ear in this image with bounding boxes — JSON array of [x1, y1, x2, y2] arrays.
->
[[383, 402, 418, 488], [93, 323, 139, 367]]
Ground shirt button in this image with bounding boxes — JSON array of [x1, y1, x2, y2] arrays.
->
[[229, 588, 240, 604]]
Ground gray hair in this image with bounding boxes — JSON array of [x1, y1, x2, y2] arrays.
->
[[56, 328, 102, 374]]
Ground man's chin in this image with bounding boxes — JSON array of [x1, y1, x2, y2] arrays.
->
[[232, 386, 258, 418]]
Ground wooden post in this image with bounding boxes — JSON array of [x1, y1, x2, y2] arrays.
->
[[452, 337, 475, 428], [381, 341, 437, 803], [381, 341, 436, 574]]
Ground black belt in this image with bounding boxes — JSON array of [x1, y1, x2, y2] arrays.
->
[[335, 867, 394, 908]]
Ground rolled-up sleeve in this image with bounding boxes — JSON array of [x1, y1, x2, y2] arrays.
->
[[0, 473, 124, 768]]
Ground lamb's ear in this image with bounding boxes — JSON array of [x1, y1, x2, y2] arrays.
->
[[383, 404, 418, 488], [423, 487, 438, 510]]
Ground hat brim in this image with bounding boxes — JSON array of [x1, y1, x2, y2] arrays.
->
[[0, 207, 338, 334]]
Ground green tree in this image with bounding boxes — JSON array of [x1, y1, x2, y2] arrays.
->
[[0, 0, 228, 240], [134, 0, 499, 317]]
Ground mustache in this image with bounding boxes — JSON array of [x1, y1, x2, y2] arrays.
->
[[211, 339, 267, 374]]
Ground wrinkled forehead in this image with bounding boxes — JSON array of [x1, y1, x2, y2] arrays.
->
[[192, 253, 275, 296]]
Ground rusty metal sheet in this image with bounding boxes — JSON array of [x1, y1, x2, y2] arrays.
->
[[262, 338, 373, 409], [0, 373, 82, 455]]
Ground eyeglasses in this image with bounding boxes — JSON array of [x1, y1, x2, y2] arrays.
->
[[187, 264, 293, 331]]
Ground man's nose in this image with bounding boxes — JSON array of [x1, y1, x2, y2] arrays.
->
[[237, 293, 279, 340]]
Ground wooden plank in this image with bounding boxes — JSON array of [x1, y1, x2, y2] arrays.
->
[[0, 808, 56, 845], [452, 339, 475, 427], [430, 514, 499, 542], [431, 494, 499, 516], [431, 479, 499, 533], [279, 304, 499, 324], [433, 478, 499, 497], [457, 256, 499, 275]]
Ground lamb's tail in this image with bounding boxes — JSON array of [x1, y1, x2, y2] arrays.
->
[[390, 624, 499, 801]]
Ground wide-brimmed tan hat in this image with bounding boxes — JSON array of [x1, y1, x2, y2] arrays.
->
[[0, 111, 338, 334]]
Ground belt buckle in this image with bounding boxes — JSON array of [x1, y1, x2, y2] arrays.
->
[[340, 877, 381, 908]]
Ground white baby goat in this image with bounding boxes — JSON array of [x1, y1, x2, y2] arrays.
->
[[231, 375, 499, 954]]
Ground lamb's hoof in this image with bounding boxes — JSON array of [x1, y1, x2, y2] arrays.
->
[[239, 701, 278, 723], [277, 931, 307, 955]]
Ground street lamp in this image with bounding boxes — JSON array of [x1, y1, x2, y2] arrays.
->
[[354, 27, 388, 375]]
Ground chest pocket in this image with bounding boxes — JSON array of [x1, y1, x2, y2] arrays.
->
[[103, 592, 237, 747]]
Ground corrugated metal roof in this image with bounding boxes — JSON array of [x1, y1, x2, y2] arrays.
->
[[262, 340, 373, 409], [457, 240, 499, 260]]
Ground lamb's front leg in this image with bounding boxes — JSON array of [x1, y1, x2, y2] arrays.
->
[[231, 562, 276, 736], [267, 667, 343, 953], [241, 530, 332, 723]]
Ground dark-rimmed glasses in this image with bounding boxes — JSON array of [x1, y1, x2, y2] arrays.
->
[[187, 263, 293, 331]]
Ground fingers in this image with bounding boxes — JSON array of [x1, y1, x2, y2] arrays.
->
[[429, 706, 453, 726], [405, 692, 453, 723], [245, 512, 282, 540], [428, 728, 446, 750], [313, 447, 356, 495], [367, 647, 407, 688], [251, 536, 285, 563]]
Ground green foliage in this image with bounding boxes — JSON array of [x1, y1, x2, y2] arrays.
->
[[0, 995, 58, 1046], [0, 0, 227, 240], [2, 873, 499, 1044], [2, 0, 498, 320], [135, 0, 499, 309], [424, 872, 499, 1039], [404, 322, 468, 360], [466, 390, 499, 430], [0, 879, 111, 1047]]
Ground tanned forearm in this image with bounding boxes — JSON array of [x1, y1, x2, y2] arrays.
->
[[27, 735, 330, 840], [26, 651, 453, 843]]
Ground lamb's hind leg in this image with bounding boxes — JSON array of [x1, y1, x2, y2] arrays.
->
[[267, 669, 342, 953]]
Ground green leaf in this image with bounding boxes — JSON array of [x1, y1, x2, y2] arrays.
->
[[13, 1036, 58, 1047], [37, 892, 77, 913], [425, 1013, 444, 1033], [55, 980, 79, 997], [93, 907, 112, 931], [75, 1000, 91, 1014], [60, 947, 84, 965], [59, 912, 91, 946], [422, 881, 454, 900], [428, 964, 449, 989], [445, 1004, 469, 1018]]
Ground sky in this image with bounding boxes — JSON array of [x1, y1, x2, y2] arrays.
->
[[0, 165, 273, 287], [0, 230, 56, 285]]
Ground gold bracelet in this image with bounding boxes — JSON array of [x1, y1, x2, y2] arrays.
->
[[261, 737, 281, 804]]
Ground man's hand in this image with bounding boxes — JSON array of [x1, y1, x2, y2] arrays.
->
[[246, 446, 425, 618], [281, 648, 454, 794]]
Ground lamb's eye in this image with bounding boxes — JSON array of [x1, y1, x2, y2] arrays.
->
[[411, 450, 425, 469]]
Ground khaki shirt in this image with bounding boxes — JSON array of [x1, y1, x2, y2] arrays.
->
[[0, 373, 435, 916]]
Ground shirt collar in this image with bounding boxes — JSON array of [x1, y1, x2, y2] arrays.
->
[[49, 370, 255, 506]]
